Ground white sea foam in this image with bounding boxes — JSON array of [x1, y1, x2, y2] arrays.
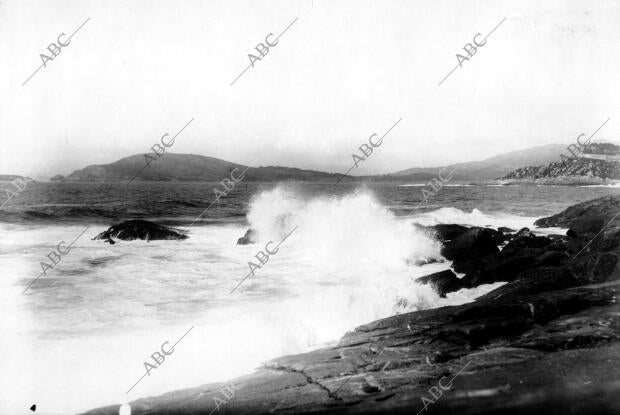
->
[[407, 206, 534, 229], [580, 182, 620, 188]]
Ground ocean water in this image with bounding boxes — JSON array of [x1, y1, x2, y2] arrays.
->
[[1, 181, 618, 415]]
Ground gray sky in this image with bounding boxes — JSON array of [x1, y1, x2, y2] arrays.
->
[[1, 0, 619, 179]]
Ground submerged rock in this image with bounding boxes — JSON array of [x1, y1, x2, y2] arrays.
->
[[93, 220, 188, 243]]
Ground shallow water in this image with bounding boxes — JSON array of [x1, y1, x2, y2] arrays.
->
[[1, 181, 617, 414]]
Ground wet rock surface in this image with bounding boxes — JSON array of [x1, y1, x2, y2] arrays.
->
[[93, 219, 188, 243], [534, 196, 620, 234], [84, 196, 620, 415], [440, 227, 501, 262], [430, 224, 469, 243], [415, 270, 464, 297]]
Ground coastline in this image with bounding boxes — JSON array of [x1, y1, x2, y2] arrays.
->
[[83, 195, 620, 415], [493, 176, 620, 186]]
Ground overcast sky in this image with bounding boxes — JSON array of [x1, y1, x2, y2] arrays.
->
[[1, 0, 619, 179]]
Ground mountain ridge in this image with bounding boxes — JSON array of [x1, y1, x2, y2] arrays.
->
[[394, 143, 569, 181], [53, 153, 342, 182], [53, 143, 616, 183]]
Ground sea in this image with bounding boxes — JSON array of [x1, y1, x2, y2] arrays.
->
[[1, 180, 619, 415]]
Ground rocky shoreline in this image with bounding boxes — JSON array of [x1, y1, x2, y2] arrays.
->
[[84, 196, 620, 415]]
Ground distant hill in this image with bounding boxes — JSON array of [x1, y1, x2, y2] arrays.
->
[[393, 143, 569, 182], [53, 143, 620, 184], [53, 154, 343, 182]]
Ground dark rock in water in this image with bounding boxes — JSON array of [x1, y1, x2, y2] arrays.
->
[[459, 233, 568, 288], [93, 220, 188, 243], [498, 226, 516, 233], [237, 228, 257, 245], [451, 230, 571, 289], [416, 270, 464, 297], [430, 224, 469, 242], [514, 227, 535, 238], [429, 200, 614, 291], [534, 195, 620, 236], [566, 228, 578, 238], [441, 227, 500, 262]]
